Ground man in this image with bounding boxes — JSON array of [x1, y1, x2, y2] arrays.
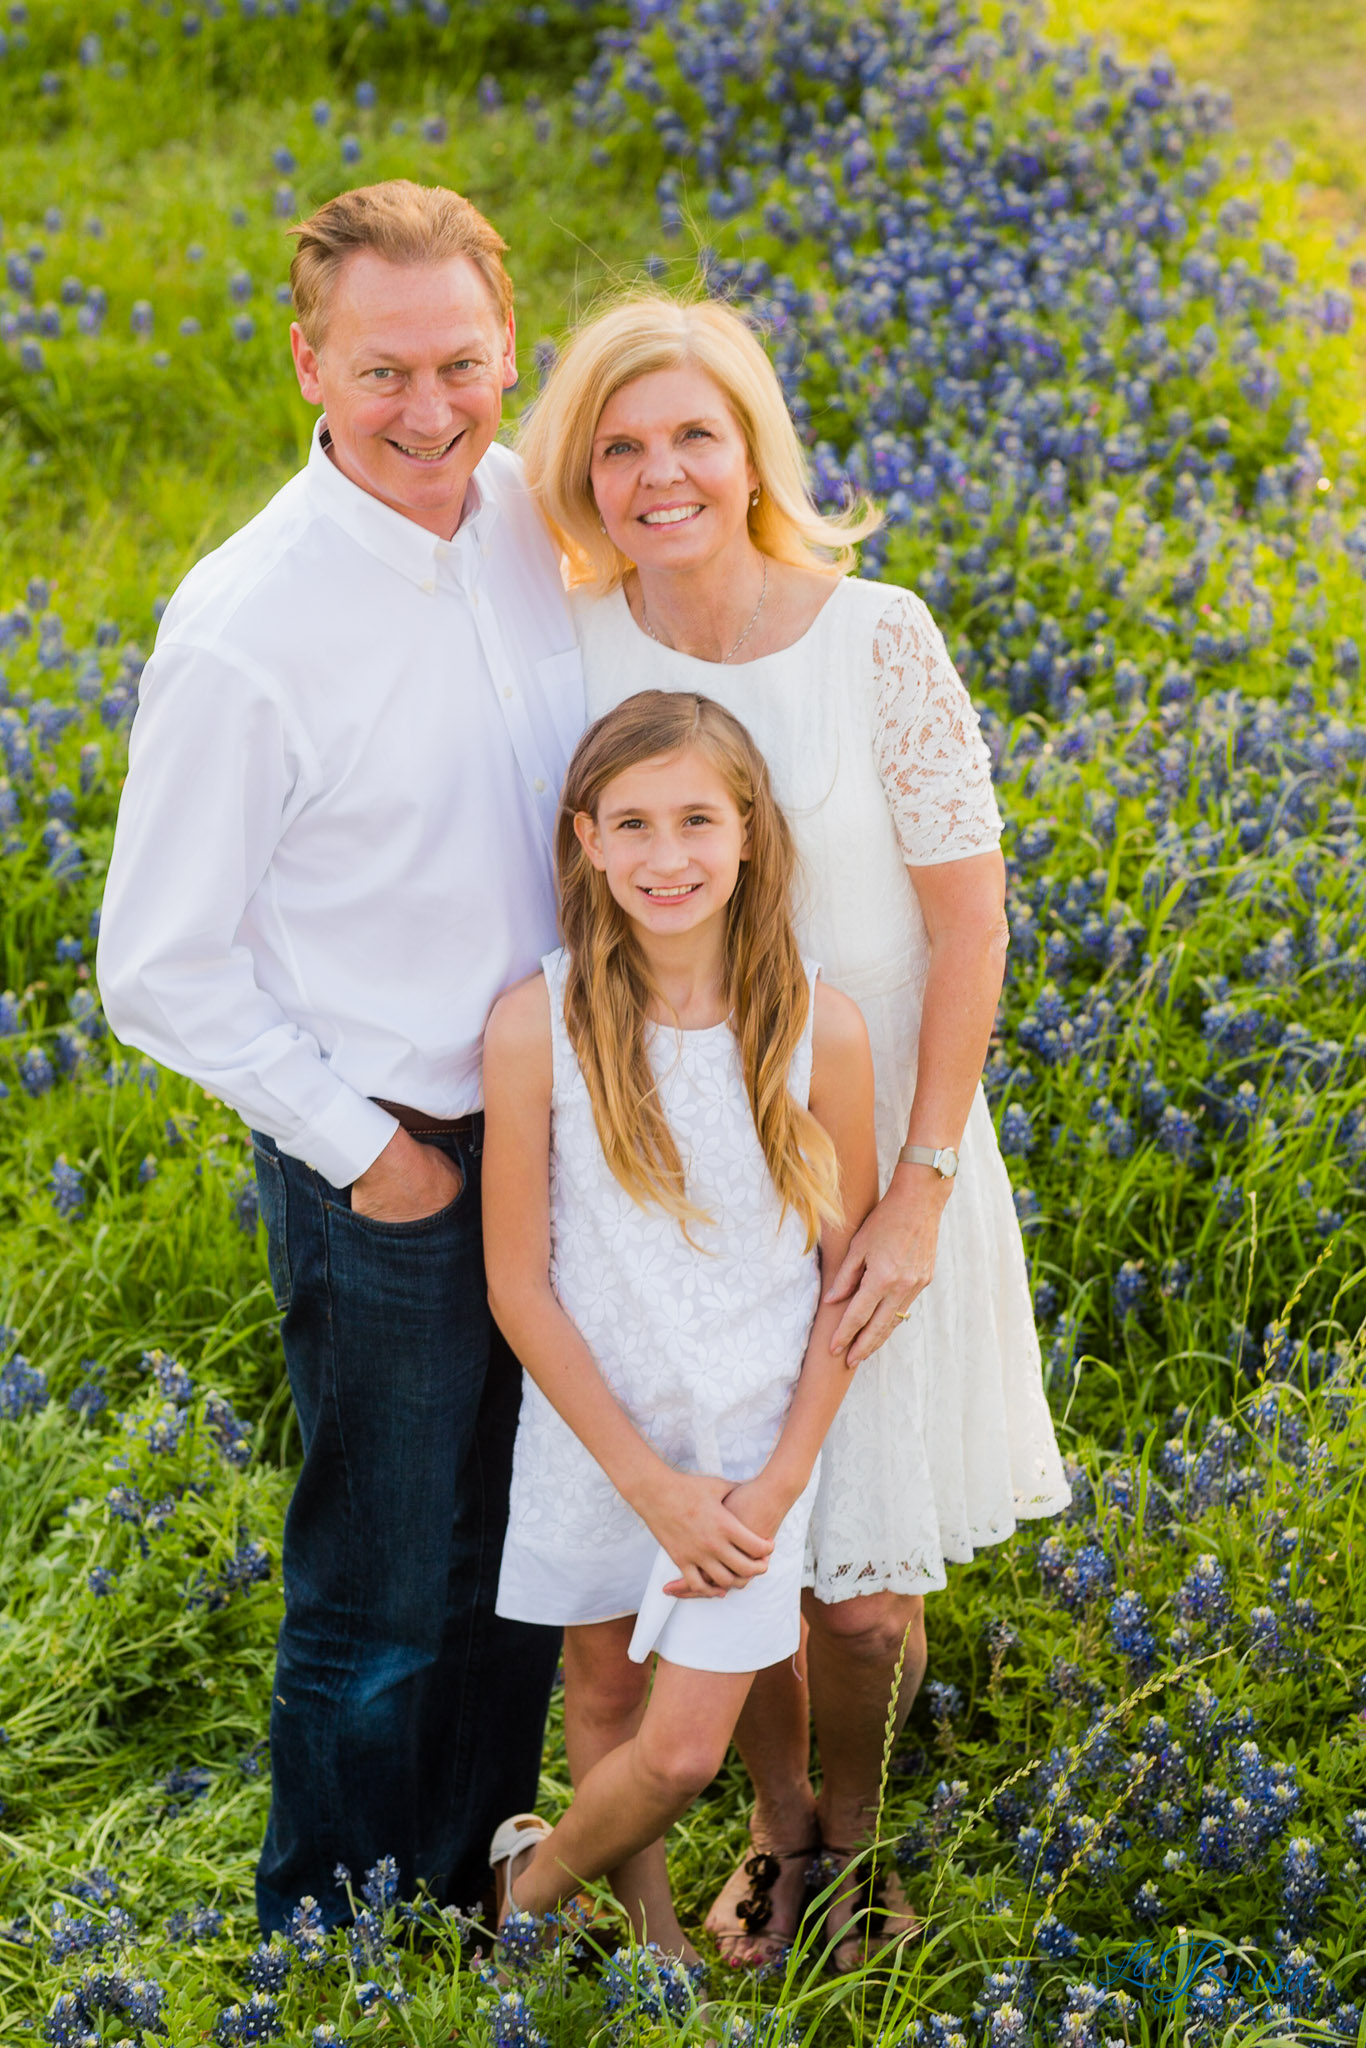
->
[[97, 181, 579, 1932]]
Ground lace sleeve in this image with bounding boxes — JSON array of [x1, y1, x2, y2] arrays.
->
[[872, 589, 1003, 865]]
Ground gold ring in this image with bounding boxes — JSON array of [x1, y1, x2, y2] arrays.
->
[[894, 1309, 912, 1322]]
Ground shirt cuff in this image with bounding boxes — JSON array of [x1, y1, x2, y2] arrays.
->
[[279, 1086, 400, 1189]]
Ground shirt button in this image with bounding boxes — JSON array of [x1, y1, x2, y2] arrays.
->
[[502, 685, 513, 700], [534, 777, 547, 793], [421, 579, 435, 595]]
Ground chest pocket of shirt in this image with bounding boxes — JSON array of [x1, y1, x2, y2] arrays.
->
[[535, 646, 587, 760]]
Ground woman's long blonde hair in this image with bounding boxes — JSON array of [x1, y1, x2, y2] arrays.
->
[[520, 291, 881, 592], [558, 691, 842, 1250]]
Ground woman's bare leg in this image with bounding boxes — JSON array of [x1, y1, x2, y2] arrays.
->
[[704, 1627, 819, 1965], [506, 1658, 754, 1934], [805, 1591, 927, 1961], [561, 1620, 687, 1956]]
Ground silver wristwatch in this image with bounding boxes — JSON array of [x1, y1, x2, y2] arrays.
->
[[898, 1143, 959, 1180]]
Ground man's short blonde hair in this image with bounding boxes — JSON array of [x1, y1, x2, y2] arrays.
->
[[289, 180, 513, 348]]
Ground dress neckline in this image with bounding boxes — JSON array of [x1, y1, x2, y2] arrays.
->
[[607, 573, 849, 670]]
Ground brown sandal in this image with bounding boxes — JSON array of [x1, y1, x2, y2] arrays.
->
[[817, 1841, 922, 1974], [704, 1834, 819, 1970]]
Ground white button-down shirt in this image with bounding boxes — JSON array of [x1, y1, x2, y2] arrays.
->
[[98, 422, 584, 1188]]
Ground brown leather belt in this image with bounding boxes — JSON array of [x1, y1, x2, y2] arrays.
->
[[372, 1098, 482, 1139]]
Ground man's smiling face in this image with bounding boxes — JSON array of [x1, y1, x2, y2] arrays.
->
[[290, 249, 517, 539]]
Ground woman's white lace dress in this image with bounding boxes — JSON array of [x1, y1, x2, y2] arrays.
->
[[574, 578, 1071, 1602], [495, 948, 822, 1671]]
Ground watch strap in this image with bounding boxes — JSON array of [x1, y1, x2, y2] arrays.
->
[[898, 1143, 958, 1178]]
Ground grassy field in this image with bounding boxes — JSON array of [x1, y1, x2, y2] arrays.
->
[[1058, 0, 1366, 223], [2, 1, 1365, 2042]]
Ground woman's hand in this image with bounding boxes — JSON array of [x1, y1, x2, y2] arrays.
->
[[638, 1469, 776, 1600], [823, 1166, 952, 1366]]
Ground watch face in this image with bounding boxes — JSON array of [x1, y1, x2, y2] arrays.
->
[[938, 1148, 959, 1178]]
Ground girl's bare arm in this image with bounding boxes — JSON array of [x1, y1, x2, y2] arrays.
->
[[713, 980, 880, 1545]]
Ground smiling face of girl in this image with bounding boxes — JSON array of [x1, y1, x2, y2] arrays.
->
[[588, 363, 760, 575], [573, 743, 750, 946]]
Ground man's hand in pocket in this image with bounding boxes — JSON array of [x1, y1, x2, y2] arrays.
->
[[350, 1128, 462, 1222]]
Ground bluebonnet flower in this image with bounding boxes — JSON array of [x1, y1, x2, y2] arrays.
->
[[142, 1349, 193, 1404], [48, 1905, 106, 1961], [341, 135, 361, 165], [1133, 1879, 1162, 1920], [924, 1680, 963, 1723], [311, 99, 331, 128], [912, 2020, 968, 2048], [1, 1355, 48, 1418], [204, 1392, 252, 1467], [1281, 1837, 1326, 1930], [214, 1993, 283, 2044], [491, 1990, 548, 2047], [1038, 1535, 1114, 1610], [1035, 1912, 1079, 1959], [139, 1155, 159, 1184], [497, 1909, 549, 1972], [1156, 1102, 1200, 1160], [1176, 1553, 1231, 1630], [1248, 1606, 1284, 1667], [165, 1903, 225, 1943], [1109, 1589, 1156, 1670], [18, 1046, 55, 1095], [42, 1991, 87, 2045], [360, 1855, 400, 1914], [245, 1943, 291, 1992], [88, 1567, 117, 1596], [161, 1763, 212, 1804], [1111, 1259, 1146, 1321], [999, 1103, 1033, 1155], [233, 1175, 260, 1234], [284, 1896, 328, 1971], [68, 1868, 118, 1906]]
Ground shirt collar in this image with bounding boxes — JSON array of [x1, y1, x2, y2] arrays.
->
[[305, 418, 501, 589]]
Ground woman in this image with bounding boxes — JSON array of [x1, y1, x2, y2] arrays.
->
[[519, 293, 1071, 1970]]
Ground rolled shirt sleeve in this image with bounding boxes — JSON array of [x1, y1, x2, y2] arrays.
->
[[97, 638, 399, 1187]]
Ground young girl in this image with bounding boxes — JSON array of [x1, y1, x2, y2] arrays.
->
[[481, 690, 878, 1963]]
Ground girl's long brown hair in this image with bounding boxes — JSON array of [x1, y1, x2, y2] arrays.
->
[[558, 691, 842, 1250]]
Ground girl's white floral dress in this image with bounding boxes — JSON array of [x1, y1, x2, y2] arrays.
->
[[495, 948, 823, 1671], [574, 576, 1071, 1602]]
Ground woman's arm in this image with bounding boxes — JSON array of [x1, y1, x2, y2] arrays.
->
[[482, 975, 776, 1598], [715, 981, 880, 1543], [824, 848, 1009, 1364]]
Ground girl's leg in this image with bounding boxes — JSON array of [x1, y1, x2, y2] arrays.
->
[[805, 1591, 927, 1964], [504, 1659, 754, 1931], [561, 1620, 683, 1954], [703, 1630, 819, 1966]]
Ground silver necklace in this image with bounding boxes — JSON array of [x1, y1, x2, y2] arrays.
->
[[640, 558, 768, 664]]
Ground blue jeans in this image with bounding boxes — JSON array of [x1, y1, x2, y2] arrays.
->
[[251, 1124, 560, 1935]]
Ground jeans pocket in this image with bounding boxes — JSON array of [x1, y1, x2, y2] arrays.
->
[[252, 1144, 293, 1313], [332, 1156, 468, 1240]]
